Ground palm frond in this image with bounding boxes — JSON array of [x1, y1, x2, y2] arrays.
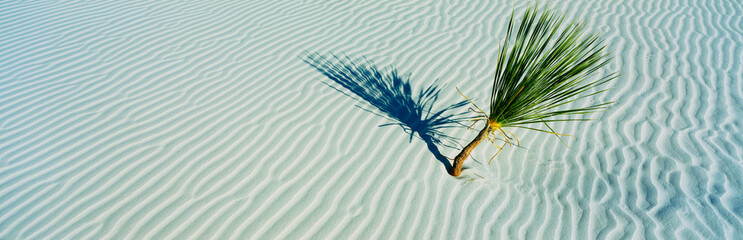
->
[[449, 5, 617, 176], [485, 6, 616, 129]]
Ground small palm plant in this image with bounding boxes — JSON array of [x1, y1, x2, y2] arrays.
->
[[449, 6, 618, 177]]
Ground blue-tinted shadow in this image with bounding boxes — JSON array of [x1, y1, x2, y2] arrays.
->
[[303, 52, 468, 170]]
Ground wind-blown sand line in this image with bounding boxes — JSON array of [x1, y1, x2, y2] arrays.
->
[[305, 130, 404, 239], [2, 0, 743, 239], [3, 4, 270, 238], [209, 95, 366, 238]]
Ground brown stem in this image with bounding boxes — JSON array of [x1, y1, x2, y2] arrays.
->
[[449, 125, 490, 176]]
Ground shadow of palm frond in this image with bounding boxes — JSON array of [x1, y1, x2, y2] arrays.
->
[[303, 52, 469, 169]]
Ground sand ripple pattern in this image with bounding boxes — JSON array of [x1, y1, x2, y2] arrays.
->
[[1, 0, 742, 239]]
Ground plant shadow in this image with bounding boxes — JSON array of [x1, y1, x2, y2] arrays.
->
[[303, 52, 469, 170]]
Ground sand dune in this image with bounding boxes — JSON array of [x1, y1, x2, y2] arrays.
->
[[1, 0, 742, 239]]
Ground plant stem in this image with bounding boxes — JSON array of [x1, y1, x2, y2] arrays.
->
[[449, 125, 490, 177]]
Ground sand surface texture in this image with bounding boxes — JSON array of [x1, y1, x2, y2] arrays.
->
[[1, 0, 742, 239]]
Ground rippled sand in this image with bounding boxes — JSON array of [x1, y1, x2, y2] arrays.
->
[[1, 0, 742, 239]]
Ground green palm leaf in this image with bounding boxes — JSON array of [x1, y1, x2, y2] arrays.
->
[[449, 5, 617, 177], [488, 6, 617, 127]]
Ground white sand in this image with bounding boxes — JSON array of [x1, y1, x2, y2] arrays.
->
[[1, 0, 742, 239]]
